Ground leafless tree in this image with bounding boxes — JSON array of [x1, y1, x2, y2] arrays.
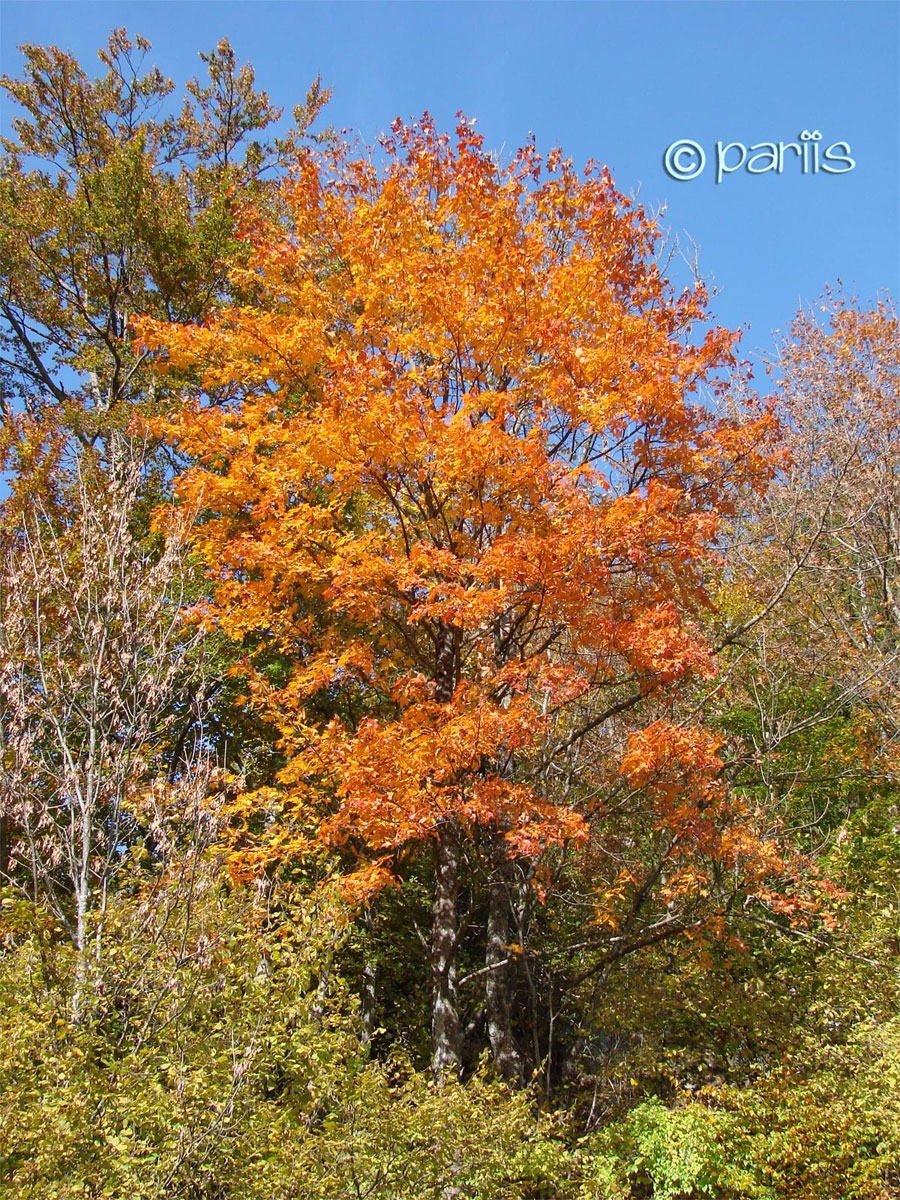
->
[[0, 443, 210, 1014]]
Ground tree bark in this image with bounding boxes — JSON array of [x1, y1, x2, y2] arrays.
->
[[429, 620, 462, 1079], [0, 814, 9, 880], [360, 903, 378, 1049], [485, 839, 526, 1083], [431, 818, 462, 1079]]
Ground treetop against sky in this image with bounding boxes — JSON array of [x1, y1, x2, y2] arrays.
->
[[1, 0, 897, 361]]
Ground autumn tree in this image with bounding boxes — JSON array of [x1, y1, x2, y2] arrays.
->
[[707, 294, 899, 848], [767, 294, 899, 751], [139, 116, 780, 1078]]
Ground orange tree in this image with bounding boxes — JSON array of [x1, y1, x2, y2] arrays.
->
[[137, 117, 780, 1077]]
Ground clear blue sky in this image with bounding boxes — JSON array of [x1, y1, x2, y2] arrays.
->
[[2, 0, 898, 363]]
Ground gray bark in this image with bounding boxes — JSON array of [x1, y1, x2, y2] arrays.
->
[[361, 904, 378, 1049], [485, 841, 525, 1083], [430, 621, 462, 1079], [431, 818, 462, 1079]]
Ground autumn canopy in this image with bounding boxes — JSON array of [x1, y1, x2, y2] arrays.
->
[[138, 116, 775, 873], [134, 116, 782, 1071]]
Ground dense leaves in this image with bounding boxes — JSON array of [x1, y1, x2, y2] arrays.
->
[[1, 29, 898, 1200], [137, 114, 792, 1080]]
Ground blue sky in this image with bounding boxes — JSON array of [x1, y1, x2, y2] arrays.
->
[[2, 1, 897, 365]]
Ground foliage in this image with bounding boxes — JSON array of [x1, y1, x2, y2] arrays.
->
[[0, 867, 583, 1200], [1, 26, 899, 1200], [136, 112, 790, 1080], [584, 1096, 763, 1199], [0, 27, 327, 519], [137, 114, 778, 884]]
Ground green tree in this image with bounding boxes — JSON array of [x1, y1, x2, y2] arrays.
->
[[0, 28, 327, 494]]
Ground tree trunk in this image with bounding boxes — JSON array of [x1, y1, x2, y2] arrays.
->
[[72, 794, 93, 1021], [0, 814, 9, 880], [360, 903, 378, 1049], [431, 818, 462, 1079], [485, 840, 525, 1083], [430, 620, 462, 1079]]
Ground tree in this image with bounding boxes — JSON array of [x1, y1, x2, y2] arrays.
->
[[703, 294, 899, 862], [0, 29, 329, 923], [0, 446, 209, 1015], [137, 116, 781, 1078], [767, 293, 899, 752], [0, 28, 327, 507], [1, 26, 898, 1199]]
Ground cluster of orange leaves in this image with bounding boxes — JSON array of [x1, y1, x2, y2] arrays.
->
[[135, 116, 779, 894]]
